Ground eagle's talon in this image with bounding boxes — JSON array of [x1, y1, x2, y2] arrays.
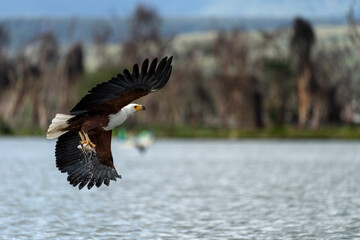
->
[[78, 141, 96, 154], [80, 140, 96, 148]]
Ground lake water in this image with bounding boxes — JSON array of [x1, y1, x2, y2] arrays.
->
[[1, 138, 360, 239]]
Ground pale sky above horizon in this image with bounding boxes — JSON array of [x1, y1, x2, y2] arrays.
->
[[0, 0, 357, 19]]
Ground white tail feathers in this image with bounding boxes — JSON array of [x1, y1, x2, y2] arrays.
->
[[46, 114, 74, 139]]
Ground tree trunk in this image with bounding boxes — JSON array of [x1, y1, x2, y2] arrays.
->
[[297, 66, 311, 127]]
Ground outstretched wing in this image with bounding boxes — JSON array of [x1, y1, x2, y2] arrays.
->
[[70, 56, 173, 115], [55, 131, 121, 190]]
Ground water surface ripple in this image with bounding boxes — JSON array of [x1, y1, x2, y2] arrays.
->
[[1, 138, 360, 239]]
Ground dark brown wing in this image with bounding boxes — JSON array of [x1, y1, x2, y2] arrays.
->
[[55, 130, 121, 190], [90, 130, 114, 168], [70, 56, 173, 115]]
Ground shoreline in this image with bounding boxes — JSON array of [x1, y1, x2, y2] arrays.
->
[[2, 125, 360, 139]]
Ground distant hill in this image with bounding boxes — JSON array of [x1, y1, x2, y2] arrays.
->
[[0, 17, 346, 51]]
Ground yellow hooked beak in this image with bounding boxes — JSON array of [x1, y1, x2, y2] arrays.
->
[[134, 105, 146, 111]]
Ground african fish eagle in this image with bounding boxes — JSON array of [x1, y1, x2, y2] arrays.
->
[[46, 56, 173, 190]]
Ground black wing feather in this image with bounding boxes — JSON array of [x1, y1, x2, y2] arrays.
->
[[132, 64, 139, 78], [140, 59, 149, 77], [55, 132, 121, 190], [70, 56, 173, 115], [148, 58, 158, 75]]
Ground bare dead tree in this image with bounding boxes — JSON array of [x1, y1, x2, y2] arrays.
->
[[262, 58, 294, 126], [328, 47, 358, 124], [58, 43, 84, 112], [66, 17, 78, 44], [6, 31, 59, 129], [311, 52, 331, 129], [0, 24, 9, 57], [213, 29, 263, 128], [92, 20, 113, 65], [309, 45, 356, 128], [37, 31, 60, 128], [0, 60, 17, 121], [347, 0, 360, 45], [0, 24, 13, 97], [122, 4, 163, 65], [38, 31, 59, 69], [290, 17, 315, 128], [128, 4, 161, 43]]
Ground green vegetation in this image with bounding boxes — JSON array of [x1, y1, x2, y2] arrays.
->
[[2, 123, 360, 139], [113, 125, 360, 139], [0, 124, 43, 136], [0, 117, 12, 135]]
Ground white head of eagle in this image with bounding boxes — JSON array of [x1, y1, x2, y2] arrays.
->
[[103, 103, 146, 131]]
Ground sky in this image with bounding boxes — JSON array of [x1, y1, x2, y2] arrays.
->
[[0, 0, 357, 19]]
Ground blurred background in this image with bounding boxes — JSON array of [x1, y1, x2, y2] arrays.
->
[[0, 0, 359, 138], [2, 1, 360, 239]]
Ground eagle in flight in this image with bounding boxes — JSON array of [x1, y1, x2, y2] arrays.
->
[[46, 56, 173, 190]]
